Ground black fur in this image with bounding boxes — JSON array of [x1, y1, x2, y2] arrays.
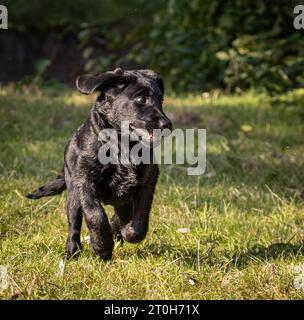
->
[[26, 68, 172, 260], [26, 169, 66, 199]]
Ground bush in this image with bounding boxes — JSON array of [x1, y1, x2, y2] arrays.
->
[[131, 0, 303, 93], [3, 0, 304, 93]]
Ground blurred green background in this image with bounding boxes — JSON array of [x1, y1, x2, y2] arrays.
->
[[0, 0, 303, 93]]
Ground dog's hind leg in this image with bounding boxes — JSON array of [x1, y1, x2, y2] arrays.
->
[[111, 202, 133, 243], [110, 213, 124, 243], [65, 184, 83, 259], [79, 183, 114, 260]]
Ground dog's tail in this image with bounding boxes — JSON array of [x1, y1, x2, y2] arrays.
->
[[26, 169, 66, 200]]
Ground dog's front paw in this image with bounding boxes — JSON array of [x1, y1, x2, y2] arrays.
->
[[121, 224, 147, 244]]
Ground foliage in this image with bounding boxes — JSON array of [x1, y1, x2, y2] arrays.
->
[[3, 0, 304, 93], [131, 0, 303, 93], [2, 0, 159, 32]]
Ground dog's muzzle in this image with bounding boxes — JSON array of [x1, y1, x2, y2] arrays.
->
[[129, 116, 172, 147], [158, 117, 172, 131]]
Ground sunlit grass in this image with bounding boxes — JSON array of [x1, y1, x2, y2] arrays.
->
[[1, 84, 304, 299]]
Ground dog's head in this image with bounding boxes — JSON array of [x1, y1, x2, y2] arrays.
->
[[76, 68, 172, 138]]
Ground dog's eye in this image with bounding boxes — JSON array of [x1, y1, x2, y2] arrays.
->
[[116, 81, 125, 89], [135, 96, 146, 104]]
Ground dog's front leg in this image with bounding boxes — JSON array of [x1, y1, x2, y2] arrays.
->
[[120, 186, 156, 243], [79, 183, 114, 260]]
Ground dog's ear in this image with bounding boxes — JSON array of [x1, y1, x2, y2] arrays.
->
[[138, 69, 164, 96], [76, 69, 126, 95]]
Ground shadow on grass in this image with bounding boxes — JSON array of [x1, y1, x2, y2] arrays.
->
[[133, 239, 304, 271], [231, 242, 304, 269]]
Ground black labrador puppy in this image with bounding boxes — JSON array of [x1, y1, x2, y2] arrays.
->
[[26, 68, 172, 260]]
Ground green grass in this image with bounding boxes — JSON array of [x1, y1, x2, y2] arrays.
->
[[1, 84, 304, 299]]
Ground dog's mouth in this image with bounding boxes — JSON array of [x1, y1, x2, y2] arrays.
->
[[129, 121, 171, 144], [129, 123, 156, 142]]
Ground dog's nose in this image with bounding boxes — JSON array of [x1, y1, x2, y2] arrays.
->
[[159, 118, 172, 131]]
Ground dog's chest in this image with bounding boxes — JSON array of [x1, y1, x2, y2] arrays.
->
[[95, 163, 146, 205], [80, 139, 156, 205]]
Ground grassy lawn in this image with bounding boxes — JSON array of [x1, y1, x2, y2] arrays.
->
[[1, 84, 304, 299]]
